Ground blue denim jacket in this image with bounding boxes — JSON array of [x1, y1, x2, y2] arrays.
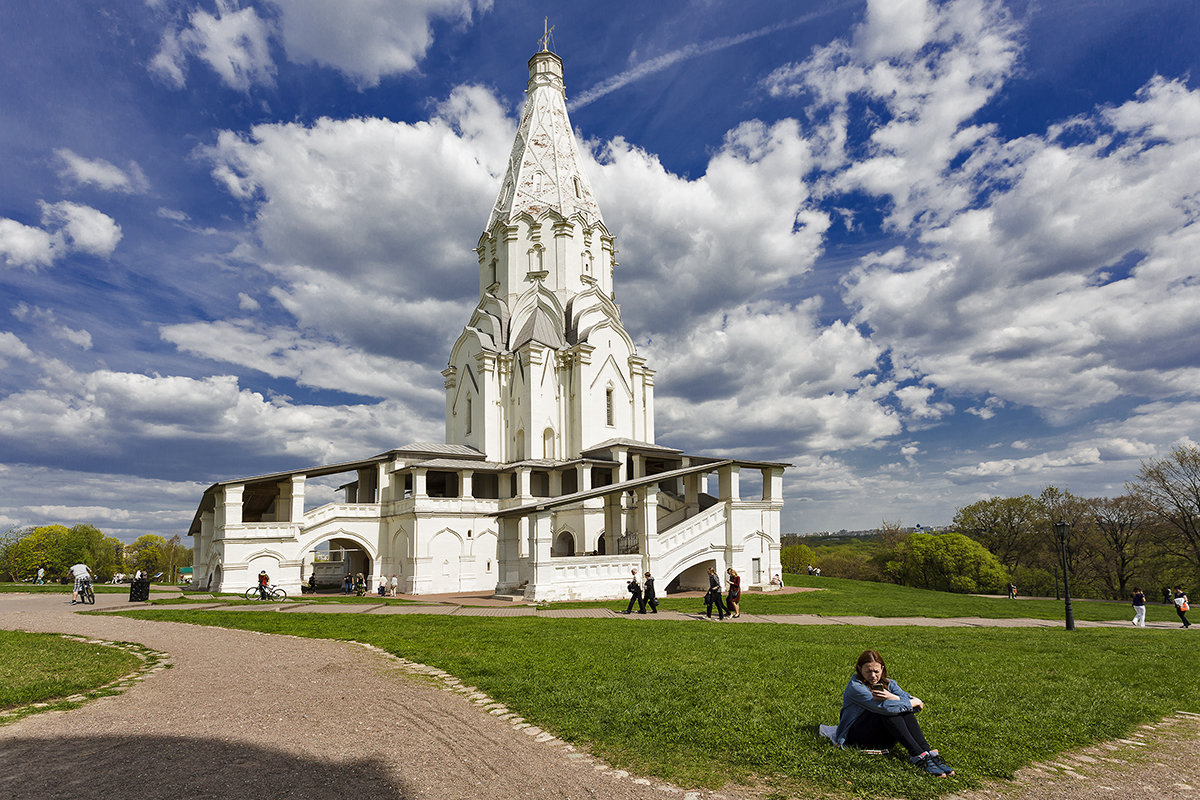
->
[[834, 674, 916, 747]]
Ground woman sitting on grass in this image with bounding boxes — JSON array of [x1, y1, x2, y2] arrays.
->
[[834, 649, 955, 777]]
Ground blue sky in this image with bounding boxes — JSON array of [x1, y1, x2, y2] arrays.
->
[[2, 0, 1199, 541]]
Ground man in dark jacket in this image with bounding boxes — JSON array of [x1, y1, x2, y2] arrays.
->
[[625, 568, 645, 614], [644, 571, 658, 613]]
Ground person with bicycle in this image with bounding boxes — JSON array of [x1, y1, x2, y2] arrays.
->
[[69, 562, 93, 604], [257, 569, 270, 600]]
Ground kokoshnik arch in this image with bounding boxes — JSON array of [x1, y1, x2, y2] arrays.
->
[[187, 45, 787, 601]]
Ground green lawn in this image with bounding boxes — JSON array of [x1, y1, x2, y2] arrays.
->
[[0, 630, 143, 718], [0, 582, 150, 595], [552, 574, 1181, 623], [118, 607, 1198, 799]]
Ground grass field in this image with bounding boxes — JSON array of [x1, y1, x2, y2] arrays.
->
[[0, 582, 146, 595], [0, 629, 143, 719], [554, 574, 1184, 624], [118, 604, 1198, 800]]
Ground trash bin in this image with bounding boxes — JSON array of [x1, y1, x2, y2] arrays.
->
[[129, 578, 150, 602]]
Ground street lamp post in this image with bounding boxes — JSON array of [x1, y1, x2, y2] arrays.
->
[[1053, 519, 1076, 631]]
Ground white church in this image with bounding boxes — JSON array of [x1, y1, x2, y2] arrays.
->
[[188, 45, 786, 601]]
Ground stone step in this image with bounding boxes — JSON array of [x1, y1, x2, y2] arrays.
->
[[491, 592, 527, 603]]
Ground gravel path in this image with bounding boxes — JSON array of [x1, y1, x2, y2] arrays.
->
[[0, 594, 722, 800], [1, 592, 1196, 800]]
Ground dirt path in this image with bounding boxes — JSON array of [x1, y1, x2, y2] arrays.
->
[[0, 594, 714, 800], [0, 593, 1196, 800]]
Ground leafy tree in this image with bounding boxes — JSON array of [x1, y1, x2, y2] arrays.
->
[[1088, 494, 1151, 598], [1128, 444, 1200, 585], [780, 543, 817, 574], [885, 532, 1008, 594], [953, 495, 1045, 573], [131, 534, 167, 577]]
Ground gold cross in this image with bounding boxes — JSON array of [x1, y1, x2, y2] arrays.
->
[[539, 17, 555, 52]]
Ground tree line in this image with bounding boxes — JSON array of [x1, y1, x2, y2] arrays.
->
[[0, 524, 193, 584], [781, 444, 1200, 600]]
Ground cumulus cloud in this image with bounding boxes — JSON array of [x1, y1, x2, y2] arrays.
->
[[159, 319, 444, 405], [648, 300, 896, 456], [199, 85, 510, 356], [151, 0, 275, 90], [275, 0, 492, 89], [0, 202, 121, 269], [588, 118, 829, 335], [150, 0, 492, 91], [0, 338, 441, 484], [54, 149, 149, 193]]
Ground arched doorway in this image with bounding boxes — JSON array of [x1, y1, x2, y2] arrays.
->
[[552, 530, 575, 557], [310, 537, 374, 591]]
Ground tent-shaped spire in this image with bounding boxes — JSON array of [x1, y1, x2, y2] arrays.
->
[[485, 50, 603, 231]]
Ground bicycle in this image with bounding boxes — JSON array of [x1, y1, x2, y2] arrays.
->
[[78, 578, 95, 605], [244, 584, 288, 601]]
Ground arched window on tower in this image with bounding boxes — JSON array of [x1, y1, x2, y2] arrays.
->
[[543, 427, 555, 459], [606, 386, 614, 427], [527, 244, 544, 273], [465, 395, 472, 435], [573, 176, 582, 198], [488, 259, 497, 287], [582, 250, 592, 275]]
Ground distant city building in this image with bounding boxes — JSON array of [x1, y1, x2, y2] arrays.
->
[[187, 45, 786, 601]]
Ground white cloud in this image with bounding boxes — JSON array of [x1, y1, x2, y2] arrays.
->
[[274, 0, 492, 89], [648, 300, 896, 455], [150, 0, 492, 91], [152, 0, 275, 91], [0, 218, 55, 268], [159, 319, 444, 405], [946, 447, 1103, 481], [54, 149, 149, 193], [0, 202, 121, 269], [11, 304, 93, 350], [200, 85, 511, 355], [588, 118, 829, 335]]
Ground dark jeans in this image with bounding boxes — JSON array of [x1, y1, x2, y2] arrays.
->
[[627, 593, 645, 613], [705, 590, 726, 619], [1178, 606, 1191, 627], [844, 710, 931, 755], [646, 594, 658, 613]]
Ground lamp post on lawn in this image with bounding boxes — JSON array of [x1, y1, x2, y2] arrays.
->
[[1054, 519, 1076, 631]]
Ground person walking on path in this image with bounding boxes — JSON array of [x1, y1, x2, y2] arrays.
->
[[1132, 587, 1147, 628], [834, 649, 955, 777], [625, 569, 645, 614], [1174, 586, 1191, 628], [643, 571, 658, 614], [389, 574, 399, 597], [704, 566, 726, 620], [1007, 583, 1017, 599], [257, 569, 270, 600], [726, 567, 741, 617], [68, 562, 92, 604]]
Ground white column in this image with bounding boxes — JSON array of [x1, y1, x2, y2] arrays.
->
[[413, 468, 427, 498], [290, 475, 305, 522], [637, 485, 658, 573], [461, 469, 474, 499], [576, 463, 592, 492], [220, 484, 244, 527]]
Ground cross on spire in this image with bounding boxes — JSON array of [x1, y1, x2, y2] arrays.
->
[[538, 17, 555, 52]]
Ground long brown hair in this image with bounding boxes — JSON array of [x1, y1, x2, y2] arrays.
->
[[855, 650, 889, 686]]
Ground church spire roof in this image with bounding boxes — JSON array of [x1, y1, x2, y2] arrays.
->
[[485, 49, 603, 231]]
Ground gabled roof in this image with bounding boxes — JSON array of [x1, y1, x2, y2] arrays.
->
[[582, 438, 683, 455]]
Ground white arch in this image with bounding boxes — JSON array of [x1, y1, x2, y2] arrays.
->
[[296, 527, 380, 562]]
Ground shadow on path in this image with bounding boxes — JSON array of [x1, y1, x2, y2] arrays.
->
[[0, 734, 413, 800]]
